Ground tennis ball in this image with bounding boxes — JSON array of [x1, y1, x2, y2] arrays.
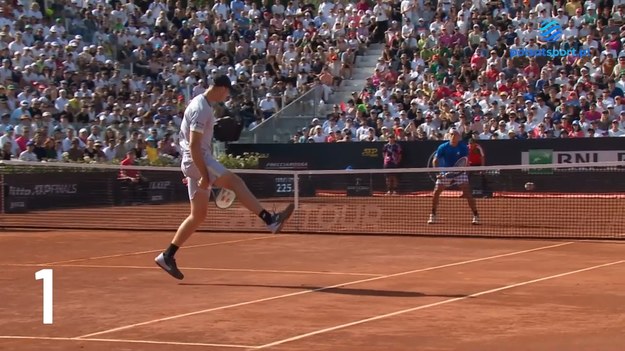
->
[[524, 182, 535, 191]]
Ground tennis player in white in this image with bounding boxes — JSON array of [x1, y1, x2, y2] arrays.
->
[[155, 75, 294, 280]]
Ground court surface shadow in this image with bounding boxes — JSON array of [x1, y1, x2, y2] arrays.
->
[[179, 283, 469, 298]]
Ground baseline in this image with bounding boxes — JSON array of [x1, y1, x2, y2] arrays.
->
[[0, 335, 256, 348]]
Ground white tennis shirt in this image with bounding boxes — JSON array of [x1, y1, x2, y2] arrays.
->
[[179, 94, 215, 160]]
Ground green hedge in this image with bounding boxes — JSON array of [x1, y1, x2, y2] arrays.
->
[[0, 153, 261, 174]]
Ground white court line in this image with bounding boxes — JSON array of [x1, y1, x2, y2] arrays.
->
[[576, 239, 625, 244], [40, 235, 282, 265], [2, 263, 381, 277], [0, 335, 255, 348], [256, 259, 625, 349], [75, 241, 573, 339]]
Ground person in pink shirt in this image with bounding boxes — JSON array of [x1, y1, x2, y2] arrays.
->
[[568, 121, 585, 137], [15, 127, 31, 153], [584, 104, 601, 121], [439, 28, 453, 47]]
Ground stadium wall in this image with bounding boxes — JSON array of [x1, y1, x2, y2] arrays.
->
[[228, 138, 625, 169]]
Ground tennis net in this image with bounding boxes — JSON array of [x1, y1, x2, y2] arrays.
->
[[1, 160, 624, 239]]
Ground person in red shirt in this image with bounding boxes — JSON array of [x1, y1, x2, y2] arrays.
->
[[356, 0, 369, 11], [470, 50, 485, 70], [484, 63, 499, 83], [523, 58, 540, 81], [467, 136, 485, 167], [119, 149, 141, 181], [118, 149, 147, 204], [467, 135, 491, 198], [15, 127, 31, 153]]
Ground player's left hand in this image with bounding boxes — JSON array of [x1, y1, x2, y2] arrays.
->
[[198, 177, 210, 190]]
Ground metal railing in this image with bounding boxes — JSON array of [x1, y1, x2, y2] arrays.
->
[[245, 85, 323, 143]]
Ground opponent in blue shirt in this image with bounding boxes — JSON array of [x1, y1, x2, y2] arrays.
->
[[434, 135, 468, 167], [428, 129, 480, 225]]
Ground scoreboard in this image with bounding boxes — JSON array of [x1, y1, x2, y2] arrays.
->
[[273, 176, 294, 196]]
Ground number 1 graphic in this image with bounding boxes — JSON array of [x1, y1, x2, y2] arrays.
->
[[35, 269, 53, 324]]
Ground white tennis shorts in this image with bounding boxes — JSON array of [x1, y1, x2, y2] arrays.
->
[[181, 156, 227, 200], [435, 173, 469, 189]]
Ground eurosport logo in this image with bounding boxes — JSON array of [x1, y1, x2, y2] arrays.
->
[[509, 19, 590, 59], [539, 19, 562, 43], [510, 47, 590, 58]]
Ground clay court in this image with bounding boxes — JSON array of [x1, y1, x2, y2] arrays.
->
[[1, 227, 624, 351]]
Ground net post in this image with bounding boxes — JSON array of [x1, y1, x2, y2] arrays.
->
[[293, 171, 299, 212]]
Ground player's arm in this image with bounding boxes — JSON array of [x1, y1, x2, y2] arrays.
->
[[188, 110, 211, 181], [190, 131, 210, 181], [120, 169, 130, 180], [432, 144, 445, 168], [477, 145, 486, 166]]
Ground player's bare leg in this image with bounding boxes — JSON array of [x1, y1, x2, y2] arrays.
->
[[214, 171, 294, 233], [428, 185, 444, 224], [172, 190, 210, 247], [155, 189, 209, 280], [460, 183, 480, 225]]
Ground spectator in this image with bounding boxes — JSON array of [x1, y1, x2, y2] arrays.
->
[[15, 126, 30, 153], [297, 1, 625, 143], [1, 0, 371, 163], [383, 133, 402, 195], [66, 138, 83, 162], [93, 141, 107, 162], [0, 125, 18, 155], [1, 141, 12, 160], [18, 141, 37, 161], [259, 93, 277, 120], [42, 137, 59, 161]]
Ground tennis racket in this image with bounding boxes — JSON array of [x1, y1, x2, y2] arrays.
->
[[443, 156, 469, 179], [181, 178, 236, 209], [211, 187, 236, 209]]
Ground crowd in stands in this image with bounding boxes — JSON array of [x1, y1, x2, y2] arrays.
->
[[0, 0, 365, 163], [295, 0, 625, 143]]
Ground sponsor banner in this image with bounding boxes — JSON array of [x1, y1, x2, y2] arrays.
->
[[522, 150, 625, 165], [262, 161, 309, 170], [2, 171, 188, 213]]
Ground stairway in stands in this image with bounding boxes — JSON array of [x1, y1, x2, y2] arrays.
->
[[237, 43, 386, 144]]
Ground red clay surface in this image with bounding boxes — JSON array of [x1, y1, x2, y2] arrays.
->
[[2, 195, 625, 239], [1, 230, 624, 351]]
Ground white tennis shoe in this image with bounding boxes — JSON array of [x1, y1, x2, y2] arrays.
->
[[267, 203, 295, 234], [472, 216, 480, 225], [427, 214, 437, 224]]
